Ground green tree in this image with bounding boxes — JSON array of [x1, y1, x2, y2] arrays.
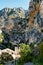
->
[[18, 43, 32, 65]]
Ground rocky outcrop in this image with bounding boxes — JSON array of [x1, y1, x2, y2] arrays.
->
[[28, 0, 43, 44]]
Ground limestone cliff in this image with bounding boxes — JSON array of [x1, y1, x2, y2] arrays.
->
[[29, 0, 41, 26], [0, 0, 43, 49]]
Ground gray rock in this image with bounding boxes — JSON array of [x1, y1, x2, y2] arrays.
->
[[24, 62, 34, 65]]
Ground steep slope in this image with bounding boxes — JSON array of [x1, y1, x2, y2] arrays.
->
[[29, 0, 40, 26], [0, 0, 43, 49]]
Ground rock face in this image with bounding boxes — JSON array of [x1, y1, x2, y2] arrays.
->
[[28, 0, 43, 43], [0, 0, 43, 48]]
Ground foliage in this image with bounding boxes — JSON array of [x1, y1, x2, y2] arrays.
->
[[20, 43, 31, 54], [0, 64, 3, 65], [41, 29, 43, 32], [17, 43, 32, 65], [0, 34, 4, 43], [34, 63, 43, 65], [0, 52, 14, 65], [33, 42, 43, 65], [38, 42, 43, 53]]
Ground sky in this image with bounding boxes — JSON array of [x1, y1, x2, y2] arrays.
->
[[0, 0, 30, 10]]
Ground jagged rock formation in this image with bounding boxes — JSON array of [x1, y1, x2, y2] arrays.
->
[[29, 0, 40, 26], [28, 0, 43, 43], [0, 0, 43, 49]]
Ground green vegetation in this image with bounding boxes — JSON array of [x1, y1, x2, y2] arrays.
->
[[0, 64, 3, 65], [0, 52, 14, 65], [0, 42, 43, 65], [17, 42, 43, 65], [0, 34, 4, 43], [41, 29, 43, 32], [38, 42, 43, 53], [33, 42, 43, 65], [17, 43, 32, 65]]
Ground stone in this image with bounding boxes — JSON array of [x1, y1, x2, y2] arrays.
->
[[24, 62, 34, 65]]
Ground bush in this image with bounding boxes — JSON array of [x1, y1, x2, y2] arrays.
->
[[0, 64, 3, 65], [0, 52, 14, 65], [17, 43, 32, 65], [0, 34, 4, 43], [38, 42, 43, 53], [33, 42, 43, 65]]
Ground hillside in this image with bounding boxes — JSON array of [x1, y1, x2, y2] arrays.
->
[[0, 0, 43, 49]]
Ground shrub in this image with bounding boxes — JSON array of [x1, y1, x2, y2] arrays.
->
[[33, 42, 43, 65], [38, 42, 43, 53], [0, 34, 4, 43], [0, 52, 14, 65], [17, 43, 32, 65]]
